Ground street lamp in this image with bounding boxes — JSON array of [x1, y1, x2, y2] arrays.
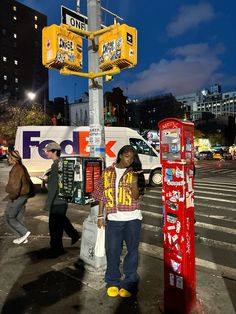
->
[[27, 92, 36, 101]]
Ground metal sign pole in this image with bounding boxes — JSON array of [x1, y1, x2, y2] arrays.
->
[[87, 0, 105, 160]]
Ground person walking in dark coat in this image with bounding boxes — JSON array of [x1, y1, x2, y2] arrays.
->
[[43, 142, 80, 258]]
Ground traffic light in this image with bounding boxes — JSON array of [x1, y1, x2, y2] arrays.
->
[[98, 24, 137, 71], [42, 24, 83, 71]]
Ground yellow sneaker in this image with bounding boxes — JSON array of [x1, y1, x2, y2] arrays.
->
[[107, 286, 119, 297], [119, 288, 132, 298]]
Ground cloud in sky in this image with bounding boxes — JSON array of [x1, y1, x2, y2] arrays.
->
[[166, 3, 215, 37], [126, 43, 226, 97]]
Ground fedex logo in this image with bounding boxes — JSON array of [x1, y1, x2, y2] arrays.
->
[[22, 131, 116, 159]]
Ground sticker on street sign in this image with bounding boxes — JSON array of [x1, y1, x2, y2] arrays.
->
[[61, 6, 88, 31]]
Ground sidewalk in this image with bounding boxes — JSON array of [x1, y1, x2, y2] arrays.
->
[[0, 231, 235, 314]]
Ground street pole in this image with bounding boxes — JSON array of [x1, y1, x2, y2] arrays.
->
[[76, 0, 80, 12], [87, 0, 105, 160]]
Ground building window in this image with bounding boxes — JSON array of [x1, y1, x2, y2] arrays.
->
[[14, 60, 18, 65], [4, 84, 8, 90], [14, 33, 17, 38], [34, 15, 38, 21], [34, 24, 38, 29], [13, 6, 17, 11], [3, 56, 7, 62], [4, 75, 7, 81], [15, 77, 18, 83]]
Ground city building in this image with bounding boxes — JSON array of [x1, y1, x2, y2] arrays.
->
[[126, 94, 184, 131], [0, 0, 48, 105], [176, 84, 236, 121], [69, 92, 89, 126]]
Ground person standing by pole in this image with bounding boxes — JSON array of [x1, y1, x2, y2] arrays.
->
[[93, 145, 145, 297], [43, 142, 80, 258]]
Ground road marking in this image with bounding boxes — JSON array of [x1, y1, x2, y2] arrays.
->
[[195, 221, 236, 235], [139, 242, 236, 280], [34, 215, 82, 231], [140, 210, 236, 235], [141, 208, 236, 223], [141, 195, 236, 213], [195, 190, 236, 197], [198, 237, 236, 252], [195, 186, 236, 192], [195, 180, 236, 187], [194, 202, 236, 212], [144, 191, 236, 204], [195, 195, 236, 203], [195, 182, 236, 189]]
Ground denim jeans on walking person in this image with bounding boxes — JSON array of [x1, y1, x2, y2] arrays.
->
[[5, 196, 28, 237], [105, 219, 141, 292]]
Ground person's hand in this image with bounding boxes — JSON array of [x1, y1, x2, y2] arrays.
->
[[97, 217, 105, 228], [41, 175, 48, 182]]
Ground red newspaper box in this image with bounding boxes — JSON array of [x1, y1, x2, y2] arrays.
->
[[158, 118, 196, 314]]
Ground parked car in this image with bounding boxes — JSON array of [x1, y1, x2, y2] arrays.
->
[[223, 150, 232, 160], [212, 148, 232, 160], [212, 150, 223, 160], [198, 150, 213, 160]]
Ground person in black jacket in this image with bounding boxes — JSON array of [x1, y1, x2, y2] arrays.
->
[[43, 142, 80, 258]]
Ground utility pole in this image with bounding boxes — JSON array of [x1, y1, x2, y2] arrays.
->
[[76, 0, 80, 12], [87, 0, 105, 159]]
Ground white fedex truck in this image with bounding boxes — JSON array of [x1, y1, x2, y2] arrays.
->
[[15, 126, 162, 186]]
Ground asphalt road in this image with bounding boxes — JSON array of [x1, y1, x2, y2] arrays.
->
[[0, 159, 235, 314]]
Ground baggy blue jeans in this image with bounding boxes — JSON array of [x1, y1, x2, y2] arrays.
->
[[105, 219, 141, 292], [5, 196, 28, 236]]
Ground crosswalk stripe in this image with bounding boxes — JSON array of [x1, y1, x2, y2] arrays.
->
[[141, 200, 236, 212], [194, 195, 236, 203], [195, 221, 236, 235], [139, 242, 236, 279], [194, 190, 236, 197], [144, 192, 236, 204], [197, 237, 236, 251], [195, 180, 236, 187], [141, 208, 236, 224], [195, 186, 236, 192], [33, 215, 236, 252]]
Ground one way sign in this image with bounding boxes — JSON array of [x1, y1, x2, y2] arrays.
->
[[61, 6, 88, 31]]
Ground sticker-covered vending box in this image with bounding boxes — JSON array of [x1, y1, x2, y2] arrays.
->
[[58, 156, 104, 205], [158, 118, 194, 163]]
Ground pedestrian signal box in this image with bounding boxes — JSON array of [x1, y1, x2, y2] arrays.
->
[[98, 24, 137, 71], [42, 24, 83, 71], [58, 156, 104, 205]]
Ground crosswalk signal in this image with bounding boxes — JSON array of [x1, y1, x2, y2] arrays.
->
[[42, 24, 83, 71], [98, 24, 137, 71]]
